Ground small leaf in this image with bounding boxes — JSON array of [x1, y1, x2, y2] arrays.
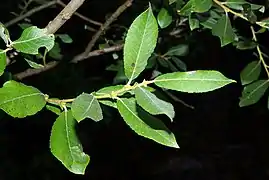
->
[[96, 85, 125, 96], [0, 80, 46, 117], [157, 8, 172, 29], [171, 57, 187, 71], [25, 58, 44, 69], [134, 87, 175, 121], [189, 16, 200, 30], [178, 0, 193, 16], [212, 14, 236, 46], [0, 24, 10, 45], [154, 70, 236, 93], [234, 40, 257, 50], [50, 110, 90, 174], [0, 49, 6, 76], [46, 104, 61, 115], [239, 80, 269, 107], [164, 44, 189, 56], [48, 42, 63, 60], [191, 0, 212, 13], [124, 6, 158, 81], [12, 26, 55, 55], [57, 34, 73, 43], [71, 93, 103, 122], [117, 98, 179, 148], [240, 61, 261, 85], [99, 99, 117, 109]]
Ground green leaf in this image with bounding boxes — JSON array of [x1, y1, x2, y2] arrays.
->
[[0, 24, 10, 45], [171, 56, 187, 71], [189, 16, 200, 30], [234, 40, 257, 50], [169, 0, 177, 4], [164, 44, 189, 56], [57, 34, 73, 43], [71, 93, 103, 122], [157, 8, 172, 29], [117, 98, 179, 148], [50, 110, 90, 174], [191, 0, 212, 13], [0, 80, 46, 117], [99, 99, 117, 109], [48, 42, 63, 60], [96, 85, 125, 96], [0, 50, 6, 76], [134, 87, 175, 121], [223, 0, 264, 12], [154, 70, 236, 93], [124, 6, 158, 81], [178, 0, 193, 16], [18, 23, 32, 30], [24, 58, 44, 69], [212, 14, 236, 46], [240, 61, 261, 85], [239, 80, 269, 107], [46, 104, 61, 115], [12, 26, 55, 55]]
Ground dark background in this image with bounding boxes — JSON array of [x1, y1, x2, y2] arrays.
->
[[0, 0, 269, 179]]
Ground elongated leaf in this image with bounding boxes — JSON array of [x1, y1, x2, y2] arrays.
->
[[46, 104, 61, 115], [165, 44, 189, 56], [0, 80, 46, 117], [0, 24, 10, 45], [71, 93, 103, 122], [0, 49, 6, 76], [212, 15, 236, 46], [95, 85, 124, 96], [154, 70, 236, 93], [25, 58, 44, 69], [124, 6, 158, 81], [117, 98, 179, 148], [178, 0, 193, 16], [50, 110, 90, 174], [135, 87, 175, 121], [57, 34, 73, 43], [157, 8, 172, 28], [223, 0, 264, 12], [12, 26, 54, 55], [240, 61, 261, 85], [239, 80, 269, 107], [189, 16, 200, 31]]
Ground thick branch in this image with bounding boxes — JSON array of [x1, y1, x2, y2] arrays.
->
[[45, 0, 86, 34], [71, 0, 133, 63]]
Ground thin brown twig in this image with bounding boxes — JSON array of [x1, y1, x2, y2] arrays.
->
[[71, 0, 133, 63], [14, 44, 124, 80], [57, 0, 102, 26], [5, 0, 57, 27]]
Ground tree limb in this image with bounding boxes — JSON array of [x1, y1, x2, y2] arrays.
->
[[71, 0, 133, 63]]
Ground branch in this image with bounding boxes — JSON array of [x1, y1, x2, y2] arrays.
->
[[14, 44, 124, 80], [5, 0, 57, 27], [45, 0, 86, 34], [71, 0, 133, 63]]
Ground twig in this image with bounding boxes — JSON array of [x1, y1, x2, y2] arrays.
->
[[71, 0, 133, 63], [45, 0, 86, 34], [14, 61, 59, 80], [57, 0, 102, 26], [250, 26, 269, 78], [5, 0, 57, 27], [14, 44, 124, 80]]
